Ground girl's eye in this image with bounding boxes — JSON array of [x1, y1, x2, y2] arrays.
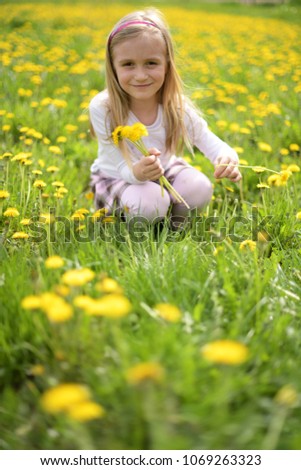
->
[[122, 62, 133, 67], [147, 61, 157, 66]]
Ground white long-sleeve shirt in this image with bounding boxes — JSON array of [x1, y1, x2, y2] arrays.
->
[[89, 90, 238, 184]]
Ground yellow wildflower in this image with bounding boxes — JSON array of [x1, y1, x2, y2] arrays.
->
[[274, 385, 299, 407], [40, 383, 90, 414], [201, 339, 249, 365], [85, 294, 131, 318], [39, 213, 55, 224], [66, 401, 105, 422], [154, 303, 182, 322], [21, 295, 42, 310], [239, 239, 257, 252], [0, 190, 10, 199], [11, 231, 29, 239], [252, 166, 266, 173], [258, 142, 272, 153], [61, 268, 95, 286], [33, 180, 47, 189], [20, 218, 31, 225], [43, 298, 73, 323], [46, 166, 59, 173], [45, 255, 65, 269], [28, 364, 45, 376], [3, 207, 20, 217], [289, 143, 300, 152], [296, 212, 301, 220], [112, 125, 123, 145], [287, 164, 300, 173], [126, 362, 165, 385], [49, 146, 62, 155], [95, 277, 123, 294], [73, 295, 95, 310]]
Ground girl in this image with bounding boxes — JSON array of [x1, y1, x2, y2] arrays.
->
[[89, 8, 241, 223]]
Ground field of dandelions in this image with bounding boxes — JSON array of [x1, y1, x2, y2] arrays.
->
[[1, 0, 301, 450]]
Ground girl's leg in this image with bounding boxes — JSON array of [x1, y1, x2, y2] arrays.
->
[[171, 167, 213, 218], [120, 181, 171, 222]]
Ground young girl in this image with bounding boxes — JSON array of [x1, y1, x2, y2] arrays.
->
[[89, 8, 241, 223]]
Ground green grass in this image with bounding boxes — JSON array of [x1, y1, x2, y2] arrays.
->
[[1, 0, 301, 450]]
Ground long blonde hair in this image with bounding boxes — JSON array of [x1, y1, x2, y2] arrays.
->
[[96, 8, 193, 158]]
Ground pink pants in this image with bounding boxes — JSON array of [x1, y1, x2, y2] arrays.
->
[[120, 167, 213, 222]]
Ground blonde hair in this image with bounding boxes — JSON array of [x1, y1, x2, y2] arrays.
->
[[96, 8, 193, 159]]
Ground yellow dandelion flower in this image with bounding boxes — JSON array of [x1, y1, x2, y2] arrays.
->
[[33, 179, 47, 189], [280, 148, 289, 156], [21, 295, 42, 310], [32, 169, 43, 175], [126, 122, 148, 142], [20, 218, 31, 225], [28, 364, 45, 376], [112, 125, 123, 145], [11, 231, 29, 239], [73, 295, 95, 310], [71, 212, 85, 221], [85, 294, 131, 318], [3, 207, 20, 217], [61, 268, 95, 287], [56, 136, 67, 143], [95, 277, 123, 294], [85, 191, 94, 200], [287, 164, 300, 173], [39, 212, 55, 224], [40, 383, 90, 414], [213, 246, 224, 256], [267, 174, 280, 186], [258, 142, 272, 153], [53, 284, 70, 297], [154, 303, 182, 323], [49, 146, 62, 155], [44, 298, 73, 323], [126, 362, 165, 385], [257, 231, 269, 242], [252, 166, 266, 173], [52, 181, 64, 187], [274, 385, 299, 407], [65, 124, 78, 133], [0, 190, 10, 199], [66, 401, 105, 422], [76, 208, 90, 215], [289, 143, 300, 152], [201, 339, 249, 365], [102, 216, 116, 223], [239, 239, 257, 252], [296, 211, 301, 220], [45, 255, 65, 269], [46, 166, 59, 173]]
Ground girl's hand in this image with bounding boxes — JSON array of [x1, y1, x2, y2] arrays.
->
[[214, 156, 242, 182], [133, 147, 164, 182]]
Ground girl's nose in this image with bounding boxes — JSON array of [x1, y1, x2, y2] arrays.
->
[[135, 67, 148, 81]]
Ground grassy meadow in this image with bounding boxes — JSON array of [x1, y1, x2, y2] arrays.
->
[[1, 0, 301, 450]]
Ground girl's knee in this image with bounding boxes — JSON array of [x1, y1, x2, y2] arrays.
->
[[121, 182, 170, 222]]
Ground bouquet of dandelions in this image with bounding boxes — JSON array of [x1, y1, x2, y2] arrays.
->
[[112, 122, 189, 208]]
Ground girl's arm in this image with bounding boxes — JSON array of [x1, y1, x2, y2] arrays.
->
[[184, 104, 242, 182]]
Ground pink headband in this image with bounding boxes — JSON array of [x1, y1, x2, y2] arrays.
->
[[108, 20, 160, 44]]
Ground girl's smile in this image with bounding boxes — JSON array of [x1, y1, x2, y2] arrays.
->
[[112, 32, 167, 108]]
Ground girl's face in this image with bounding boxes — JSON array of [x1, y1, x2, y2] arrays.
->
[[112, 31, 167, 107]]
